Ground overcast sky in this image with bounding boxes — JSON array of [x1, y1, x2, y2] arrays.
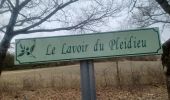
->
[[0, 0, 169, 52], [0, 11, 169, 43], [1, 14, 169, 53], [11, 13, 169, 43]]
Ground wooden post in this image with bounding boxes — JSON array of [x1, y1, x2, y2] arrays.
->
[[80, 60, 96, 100]]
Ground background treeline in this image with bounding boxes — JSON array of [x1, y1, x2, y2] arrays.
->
[[3, 52, 161, 71]]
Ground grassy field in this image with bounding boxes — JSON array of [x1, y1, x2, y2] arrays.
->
[[0, 61, 168, 100]]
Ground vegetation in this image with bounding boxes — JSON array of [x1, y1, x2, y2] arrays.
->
[[1, 52, 160, 71], [0, 61, 167, 99], [0, 0, 123, 74]]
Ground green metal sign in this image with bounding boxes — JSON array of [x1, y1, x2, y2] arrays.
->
[[15, 28, 162, 65]]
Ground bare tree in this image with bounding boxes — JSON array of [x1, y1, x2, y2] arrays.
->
[[126, 0, 170, 28], [0, 0, 122, 74], [127, 0, 170, 99]]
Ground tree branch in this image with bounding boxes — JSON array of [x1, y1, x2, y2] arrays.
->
[[14, 7, 116, 35], [155, 0, 170, 15], [14, 18, 88, 34], [5, 0, 32, 35], [16, 16, 42, 26], [0, 0, 6, 8], [129, 0, 137, 12], [6, 0, 14, 9], [0, 9, 10, 14], [0, 25, 6, 33], [150, 16, 170, 23], [17, 0, 32, 11], [15, 0, 19, 7], [14, 0, 78, 34], [15, 26, 79, 34]]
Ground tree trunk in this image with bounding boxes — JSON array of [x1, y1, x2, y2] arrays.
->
[[166, 65, 170, 100], [161, 39, 170, 100], [0, 34, 13, 75], [166, 76, 170, 99]]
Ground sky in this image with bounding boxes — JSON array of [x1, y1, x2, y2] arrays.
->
[[0, 0, 170, 53], [11, 12, 170, 43], [1, 13, 169, 53]]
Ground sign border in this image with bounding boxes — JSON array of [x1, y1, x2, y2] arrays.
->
[[15, 27, 162, 65]]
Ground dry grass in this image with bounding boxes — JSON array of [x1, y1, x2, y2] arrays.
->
[[0, 61, 168, 100]]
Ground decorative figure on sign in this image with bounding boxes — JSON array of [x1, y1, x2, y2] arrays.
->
[[17, 39, 36, 58]]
